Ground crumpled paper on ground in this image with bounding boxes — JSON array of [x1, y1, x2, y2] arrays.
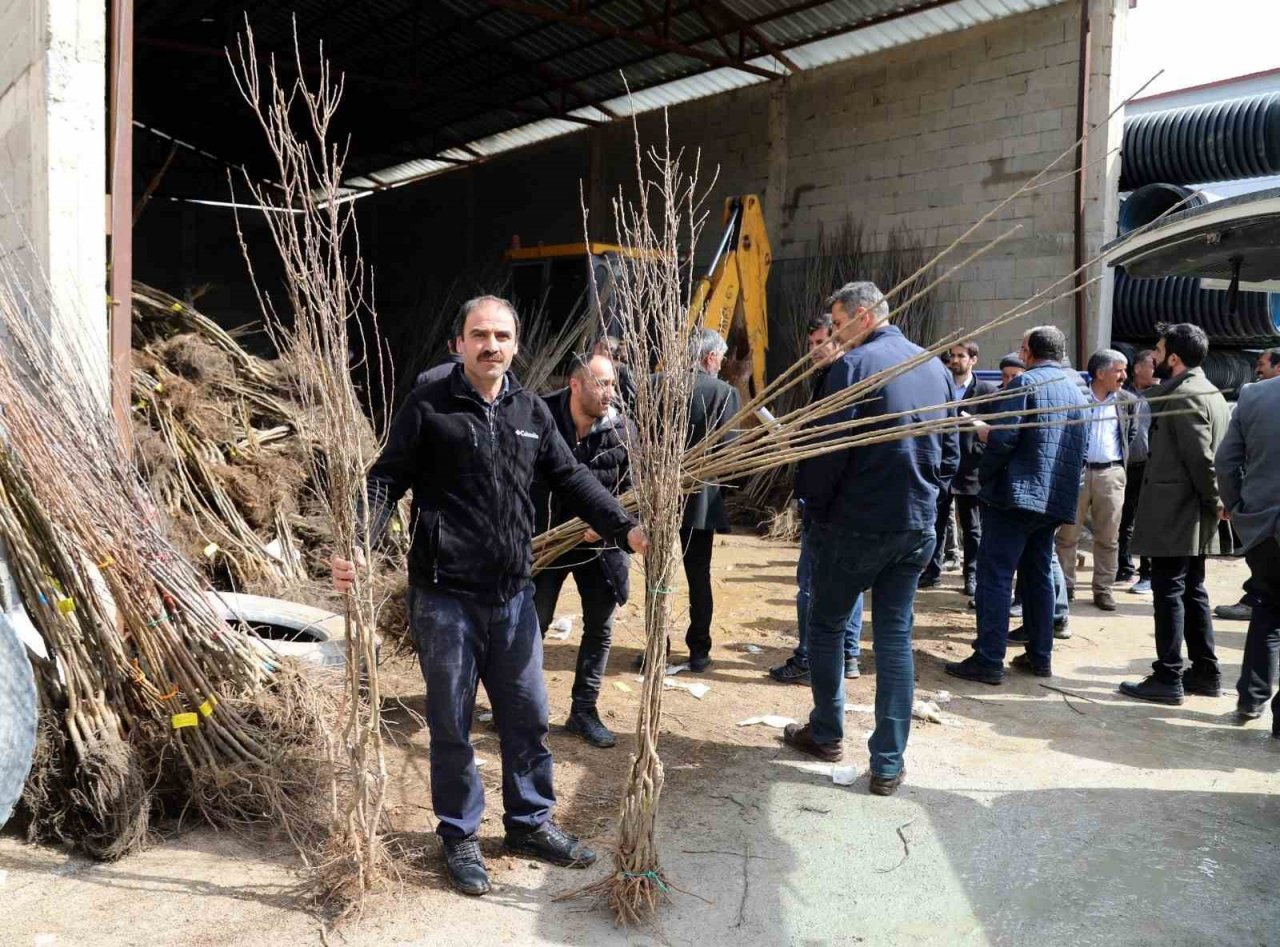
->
[[663, 677, 709, 699], [736, 714, 795, 728], [546, 615, 577, 640], [831, 766, 858, 786], [912, 699, 943, 723]]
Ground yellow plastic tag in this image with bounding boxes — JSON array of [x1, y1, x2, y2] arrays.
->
[[170, 302, 183, 312], [97, 555, 115, 569], [202, 543, 219, 559], [171, 713, 198, 729], [57, 598, 75, 615], [198, 697, 217, 717]]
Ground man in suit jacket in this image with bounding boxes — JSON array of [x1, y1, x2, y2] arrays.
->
[[679, 328, 741, 671], [1054, 348, 1141, 611], [1215, 375, 1280, 736], [919, 340, 997, 598], [1121, 323, 1232, 706]]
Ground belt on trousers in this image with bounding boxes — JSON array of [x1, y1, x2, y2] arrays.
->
[[1086, 460, 1123, 470]]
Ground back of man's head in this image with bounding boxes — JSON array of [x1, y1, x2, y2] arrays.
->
[[691, 327, 727, 363], [1024, 325, 1067, 363], [825, 281, 889, 321], [1157, 322, 1210, 369]]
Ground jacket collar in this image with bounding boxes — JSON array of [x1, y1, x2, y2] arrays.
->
[[448, 361, 522, 406]]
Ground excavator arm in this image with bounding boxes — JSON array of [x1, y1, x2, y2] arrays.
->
[[687, 194, 772, 400]]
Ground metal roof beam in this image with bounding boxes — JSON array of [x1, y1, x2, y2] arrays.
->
[[475, 0, 781, 80]]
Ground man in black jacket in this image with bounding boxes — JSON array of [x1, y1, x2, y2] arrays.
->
[[532, 354, 635, 749], [919, 340, 997, 598], [333, 296, 648, 898], [679, 328, 741, 671], [414, 338, 464, 387]]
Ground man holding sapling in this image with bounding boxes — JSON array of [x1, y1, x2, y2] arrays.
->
[[531, 353, 636, 749], [783, 281, 958, 797], [332, 296, 649, 897]]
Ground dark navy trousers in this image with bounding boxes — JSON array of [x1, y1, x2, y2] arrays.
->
[[411, 583, 554, 840]]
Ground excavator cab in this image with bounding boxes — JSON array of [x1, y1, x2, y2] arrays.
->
[[503, 193, 772, 401]]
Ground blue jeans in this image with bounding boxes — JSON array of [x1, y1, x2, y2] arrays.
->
[[806, 523, 935, 777], [974, 506, 1057, 669], [411, 583, 555, 839], [1013, 549, 1069, 623], [794, 522, 863, 666]]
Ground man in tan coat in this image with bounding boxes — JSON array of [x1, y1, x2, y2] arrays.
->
[[1120, 324, 1231, 706]]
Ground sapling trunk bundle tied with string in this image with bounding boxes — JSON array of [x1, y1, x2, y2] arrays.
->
[[228, 24, 397, 908]]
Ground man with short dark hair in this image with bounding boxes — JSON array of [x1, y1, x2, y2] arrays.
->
[[532, 354, 636, 749], [919, 340, 995, 598], [1121, 323, 1231, 705], [771, 314, 865, 685], [946, 325, 1088, 684], [783, 281, 958, 798], [415, 337, 465, 387], [1055, 349, 1138, 611], [1216, 371, 1280, 736], [1255, 348, 1280, 382], [592, 335, 638, 410], [1118, 348, 1157, 590], [333, 295, 649, 896]]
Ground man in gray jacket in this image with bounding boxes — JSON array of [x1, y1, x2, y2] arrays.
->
[[1215, 375, 1280, 736], [1121, 324, 1231, 706]]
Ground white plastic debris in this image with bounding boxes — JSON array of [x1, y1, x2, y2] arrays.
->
[[475, 757, 488, 768], [844, 703, 875, 715], [263, 538, 285, 562], [743, 644, 763, 654], [663, 677, 709, 699], [912, 699, 943, 724], [547, 615, 576, 640], [736, 715, 795, 728], [933, 690, 953, 705], [476, 711, 493, 722], [832, 766, 858, 786], [664, 662, 691, 675]]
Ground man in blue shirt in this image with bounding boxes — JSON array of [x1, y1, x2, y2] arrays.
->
[[946, 325, 1088, 684], [783, 282, 958, 797]]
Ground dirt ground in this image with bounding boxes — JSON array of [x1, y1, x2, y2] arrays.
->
[[3, 533, 1278, 946]]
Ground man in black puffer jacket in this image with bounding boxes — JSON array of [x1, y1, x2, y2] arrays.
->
[[333, 297, 648, 898], [532, 353, 636, 749]]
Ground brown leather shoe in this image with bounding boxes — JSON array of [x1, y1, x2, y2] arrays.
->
[[869, 769, 905, 796], [1093, 591, 1117, 611], [782, 723, 843, 762]]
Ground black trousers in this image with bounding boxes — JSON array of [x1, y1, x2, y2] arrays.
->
[[681, 527, 715, 658], [532, 554, 618, 714], [1237, 538, 1280, 723], [924, 493, 980, 584], [1150, 555, 1219, 683], [1117, 462, 1150, 581]]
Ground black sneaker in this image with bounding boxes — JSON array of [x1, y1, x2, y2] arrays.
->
[[688, 654, 712, 673], [869, 768, 905, 796], [944, 655, 1005, 685], [963, 578, 977, 598], [1053, 619, 1071, 640], [565, 709, 616, 748], [1008, 626, 1028, 644], [441, 835, 490, 896], [1010, 653, 1051, 677], [844, 657, 861, 680], [917, 574, 941, 589], [1235, 705, 1264, 723], [1118, 675, 1184, 705], [1181, 670, 1222, 698], [504, 822, 596, 868], [769, 658, 810, 684]]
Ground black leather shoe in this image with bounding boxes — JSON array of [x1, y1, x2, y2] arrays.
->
[[565, 709, 616, 748], [504, 822, 596, 868], [1008, 626, 1028, 644], [769, 658, 810, 684], [869, 768, 905, 796], [917, 574, 940, 589], [783, 722, 843, 762], [688, 654, 712, 673], [1181, 670, 1222, 698], [1119, 675, 1184, 705], [442, 835, 490, 896], [1235, 706, 1264, 723], [963, 578, 977, 598], [944, 656, 1005, 685], [1010, 653, 1051, 677]]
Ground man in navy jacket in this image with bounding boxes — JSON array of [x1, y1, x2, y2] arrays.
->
[[946, 325, 1087, 684], [333, 297, 648, 897], [784, 281, 958, 797]]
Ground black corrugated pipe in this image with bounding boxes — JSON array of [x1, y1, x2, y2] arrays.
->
[[1111, 269, 1280, 345], [1117, 182, 1211, 234], [1120, 93, 1280, 190]]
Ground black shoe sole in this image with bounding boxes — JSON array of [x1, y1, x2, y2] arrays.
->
[[1118, 684, 1183, 706], [446, 873, 491, 896], [944, 664, 1004, 686], [769, 671, 811, 684], [1011, 659, 1051, 678], [503, 839, 597, 868]]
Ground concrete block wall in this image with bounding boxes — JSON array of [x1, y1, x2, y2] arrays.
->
[[0, 0, 106, 390]]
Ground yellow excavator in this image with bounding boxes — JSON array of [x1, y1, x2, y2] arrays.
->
[[503, 194, 772, 400]]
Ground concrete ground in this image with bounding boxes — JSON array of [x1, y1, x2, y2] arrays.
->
[[2, 536, 1277, 946]]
